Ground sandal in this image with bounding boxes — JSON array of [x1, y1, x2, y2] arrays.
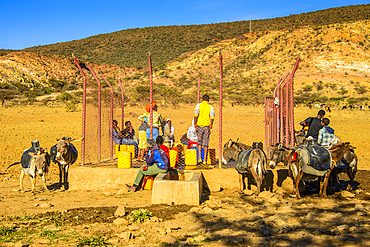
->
[[126, 184, 136, 193], [126, 184, 133, 192]]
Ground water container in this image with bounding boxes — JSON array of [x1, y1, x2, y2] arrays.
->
[[126, 144, 136, 158], [169, 149, 178, 168], [171, 147, 179, 163], [185, 149, 197, 166], [117, 151, 131, 168], [115, 145, 126, 158], [144, 176, 154, 190]]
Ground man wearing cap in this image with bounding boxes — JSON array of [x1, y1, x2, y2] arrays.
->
[[126, 138, 169, 192], [300, 110, 326, 140], [194, 94, 215, 165]]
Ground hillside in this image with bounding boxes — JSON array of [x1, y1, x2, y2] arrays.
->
[[1, 20, 370, 107], [23, 4, 370, 68], [0, 52, 136, 105], [156, 20, 370, 105]]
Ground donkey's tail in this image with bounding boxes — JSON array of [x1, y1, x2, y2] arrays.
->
[[6, 161, 21, 171]]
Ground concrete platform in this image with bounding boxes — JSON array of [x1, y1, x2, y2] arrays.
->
[[69, 163, 291, 194], [152, 171, 203, 205]]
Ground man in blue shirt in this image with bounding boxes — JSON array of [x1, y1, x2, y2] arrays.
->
[[126, 139, 169, 192]]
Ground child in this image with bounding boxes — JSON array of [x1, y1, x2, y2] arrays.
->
[[318, 118, 335, 148]]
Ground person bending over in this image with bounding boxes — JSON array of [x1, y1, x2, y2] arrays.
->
[[299, 110, 325, 140], [126, 139, 168, 192], [156, 136, 170, 159]]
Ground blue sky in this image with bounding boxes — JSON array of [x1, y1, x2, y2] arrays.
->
[[0, 0, 368, 50]]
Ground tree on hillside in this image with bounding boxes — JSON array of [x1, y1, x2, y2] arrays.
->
[[314, 81, 324, 92], [0, 89, 17, 107], [354, 83, 367, 94]]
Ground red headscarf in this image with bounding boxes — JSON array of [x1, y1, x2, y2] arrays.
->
[[145, 100, 156, 112]]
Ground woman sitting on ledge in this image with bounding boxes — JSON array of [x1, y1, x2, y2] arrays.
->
[[126, 138, 169, 192]]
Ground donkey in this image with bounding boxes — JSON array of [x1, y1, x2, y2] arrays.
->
[[7, 148, 51, 193], [223, 139, 267, 195], [331, 146, 357, 191], [288, 142, 354, 199], [51, 137, 78, 189], [268, 143, 292, 169]]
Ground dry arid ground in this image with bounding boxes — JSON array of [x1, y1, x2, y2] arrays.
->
[[1, 104, 370, 246]]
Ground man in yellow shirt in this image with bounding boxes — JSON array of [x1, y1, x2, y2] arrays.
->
[[194, 94, 215, 165]]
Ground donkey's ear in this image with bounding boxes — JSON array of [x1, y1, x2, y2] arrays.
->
[[278, 143, 283, 150], [228, 139, 233, 148], [236, 138, 240, 143]]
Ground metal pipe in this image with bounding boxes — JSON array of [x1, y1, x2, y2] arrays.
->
[[197, 77, 201, 104], [100, 73, 114, 160], [87, 64, 101, 162], [118, 78, 125, 130], [148, 54, 153, 139], [279, 72, 290, 144], [289, 55, 300, 147], [264, 97, 267, 152], [72, 55, 86, 166], [285, 80, 289, 147], [219, 53, 223, 168]]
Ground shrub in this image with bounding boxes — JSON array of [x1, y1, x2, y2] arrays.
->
[[302, 85, 313, 92], [127, 208, 151, 224], [66, 103, 77, 112], [77, 235, 107, 247], [57, 92, 74, 102], [0, 226, 15, 236]]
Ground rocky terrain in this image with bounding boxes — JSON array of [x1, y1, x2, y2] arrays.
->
[[1, 170, 370, 246]]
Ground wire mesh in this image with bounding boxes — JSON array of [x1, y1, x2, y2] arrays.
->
[[80, 56, 299, 166]]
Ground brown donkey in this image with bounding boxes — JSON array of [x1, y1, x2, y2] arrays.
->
[[288, 142, 354, 199], [223, 140, 267, 195]]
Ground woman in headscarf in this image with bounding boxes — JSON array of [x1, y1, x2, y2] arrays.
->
[[138, 101, 163, 142]]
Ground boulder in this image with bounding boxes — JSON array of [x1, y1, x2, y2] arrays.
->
[[15, 241, 30, 247], [201, 207, 214, 215], [113, 218, 129, 226], [355, 204, 364, 211], [194, 235, 207, 242], [114, 205, 126, 217], [258, 191, 274, 199], [117, 232, 132, 242], [160, 235, 177, 244], [341, 191, 355, 198]]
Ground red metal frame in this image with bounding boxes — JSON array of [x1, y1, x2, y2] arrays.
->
[[148, 54, 153, 139], [197, 77, 201, 104], [72, 55, 86, 166], [265, 55, 300, 149], [87, 64, 102, 162], [219, 53, 223, 168], [118, 78, 125, 130]]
